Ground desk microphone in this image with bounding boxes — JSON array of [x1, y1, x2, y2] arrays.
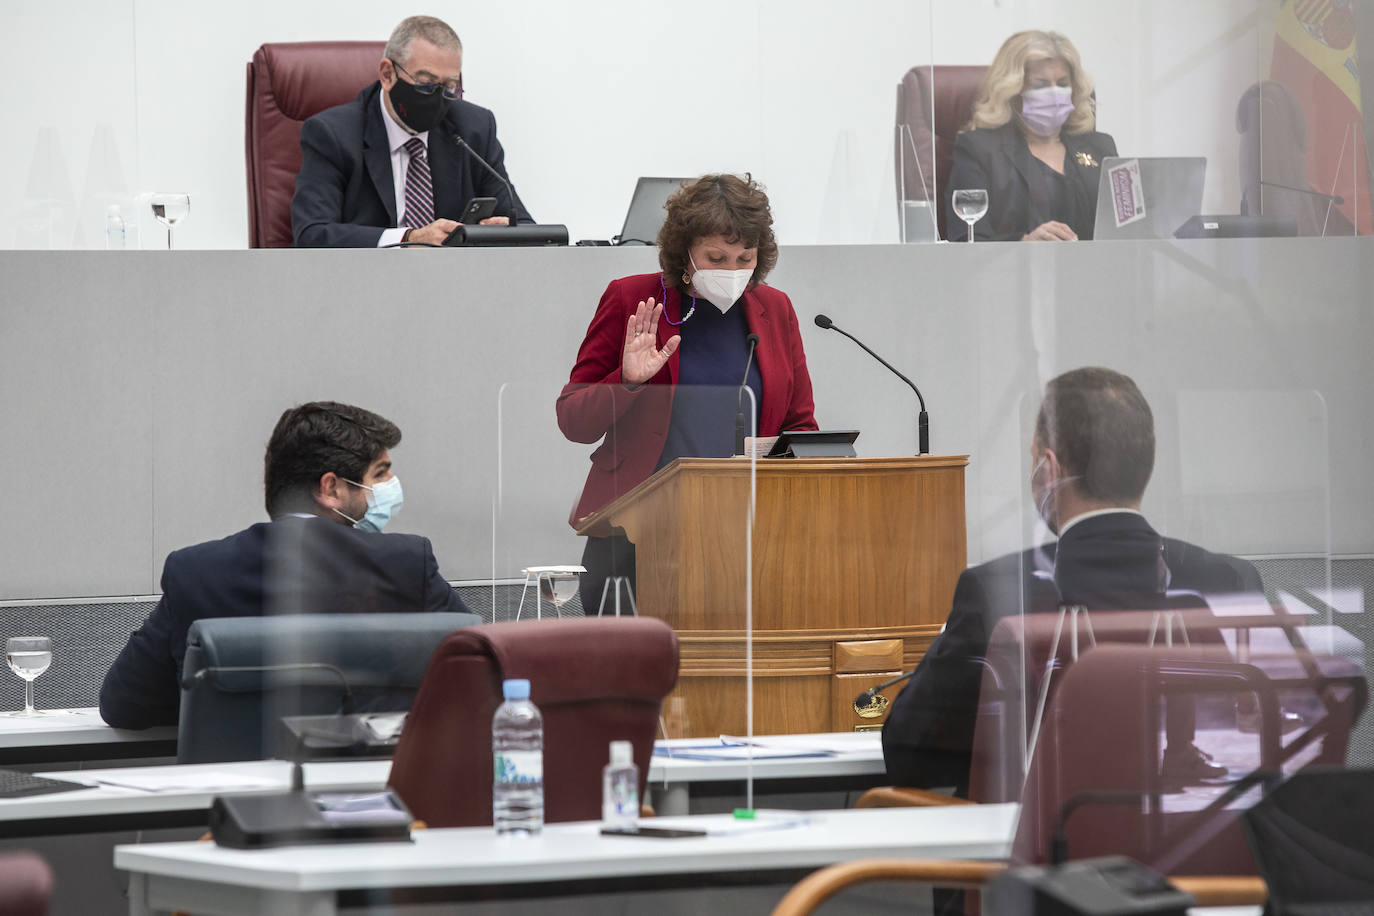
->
[[452, 133, 521, 225], [854, 667, 918, 714], [183, 662, 357, 790], [735, 333, 761, 455], [1258, 179, 1344, 206], [814, 314, 929, 454]]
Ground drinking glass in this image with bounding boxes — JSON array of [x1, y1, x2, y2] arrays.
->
[[149, 192, 191, 249], [539, 573, 581, 609], [6, 637, 52, 717], [952, 189, 989, 243]]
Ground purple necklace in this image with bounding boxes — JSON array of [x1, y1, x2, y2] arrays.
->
[[659, 274, 696, 326]]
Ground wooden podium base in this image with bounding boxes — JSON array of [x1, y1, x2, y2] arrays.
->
[[666, 624, 944, 737], [577, 456, 967, 738]]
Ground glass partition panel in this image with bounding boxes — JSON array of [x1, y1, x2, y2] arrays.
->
[[6, 1, 140, 249], [925, 0, 1373, 242], [502, 381, 759, 813]]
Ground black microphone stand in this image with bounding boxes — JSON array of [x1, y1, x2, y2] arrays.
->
[[453, 133, 520, 225], [814, 315, 929, 454], [735, 333, 761, 456]]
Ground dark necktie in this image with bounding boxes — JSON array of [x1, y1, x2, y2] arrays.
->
[[402, 137, 435, 228]]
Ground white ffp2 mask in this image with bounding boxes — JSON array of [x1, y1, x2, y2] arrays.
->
[[690, 254, 752, 313]]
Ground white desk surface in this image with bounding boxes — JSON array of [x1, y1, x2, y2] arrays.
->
[[0, 707, 176, 749], [650, 732, 884, 783], [0, 732, 883, 830], [115, 803, 1018, 892], [0, 759, 389, 825]]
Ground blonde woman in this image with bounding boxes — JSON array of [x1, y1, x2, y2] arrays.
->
[[947, 31, 1116, 241]]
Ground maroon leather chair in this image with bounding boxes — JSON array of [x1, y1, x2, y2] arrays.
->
[[894, 65, 987, 241], [1013, 643, 1366, 876], [0, 852, 53, 916], [389, 617, 679, 827], [245, 41, 385, 248]]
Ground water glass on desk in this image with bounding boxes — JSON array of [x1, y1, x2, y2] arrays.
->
[[952, 189, 989, 243], [148, 192, 190, 249], [6, 636, 52, 717]]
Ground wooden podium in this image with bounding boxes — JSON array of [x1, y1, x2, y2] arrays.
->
[[576, 456, 968, 737]]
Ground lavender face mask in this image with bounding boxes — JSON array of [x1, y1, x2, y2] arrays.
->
[[1019, 86, 1075, 137]]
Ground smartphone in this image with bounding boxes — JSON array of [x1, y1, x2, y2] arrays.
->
[[600, 825, 708, 839], [460, 197, 499, 223]]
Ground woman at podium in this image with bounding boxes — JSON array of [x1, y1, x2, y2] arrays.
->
[[557, 173, 818, 614], [948, 30, 1116, 241]]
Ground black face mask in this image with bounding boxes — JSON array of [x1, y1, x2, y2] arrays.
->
[[388, 77, 450, 133]]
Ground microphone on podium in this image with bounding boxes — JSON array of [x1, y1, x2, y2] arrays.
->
[[813, 314, 929, 454], [734, 333, 761, 456]]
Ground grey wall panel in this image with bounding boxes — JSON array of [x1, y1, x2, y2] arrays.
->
[[1, 253, 157, 597], [1, 239, 1370, 600]]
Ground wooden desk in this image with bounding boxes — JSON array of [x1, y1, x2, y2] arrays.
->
[[0, 707, 176, 767], [578, 456, 967, 737], [115, 804, 1017, 915]]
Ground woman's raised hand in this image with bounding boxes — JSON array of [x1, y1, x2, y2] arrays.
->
[[621, 297, 681, 386]]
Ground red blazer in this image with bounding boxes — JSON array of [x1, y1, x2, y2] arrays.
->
[[558, 273, 818, 528]]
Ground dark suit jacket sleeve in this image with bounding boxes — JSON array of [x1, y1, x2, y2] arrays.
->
[[99, 581, 182, 730], [293, 115, 388, 249], [420, 537, 474, 615], [882, 569, 992, 795], [468, 108, 533, 224]]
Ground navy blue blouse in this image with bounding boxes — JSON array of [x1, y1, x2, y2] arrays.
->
[[656, 293, 764, 469]]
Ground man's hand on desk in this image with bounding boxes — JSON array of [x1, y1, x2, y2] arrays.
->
[[478, 216, 510, 226], [403, 219, 459, 246]]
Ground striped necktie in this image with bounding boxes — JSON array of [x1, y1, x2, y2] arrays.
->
[[402, 137, 435, 228]]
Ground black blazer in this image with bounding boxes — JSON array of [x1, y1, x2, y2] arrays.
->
[[98, 516, 471, 729], [291, 82, 533, 248], [881, 512, 1262, 796], [946, 122, 1117, 241]]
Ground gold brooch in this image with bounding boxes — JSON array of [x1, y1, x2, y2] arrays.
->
[[1075, 152, 1099, 168]]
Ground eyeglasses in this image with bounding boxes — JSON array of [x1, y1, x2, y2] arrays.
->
[[389, 59, 464, 100]]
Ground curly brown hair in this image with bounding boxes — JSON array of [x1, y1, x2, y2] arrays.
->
[[657, 174, 778, 291]]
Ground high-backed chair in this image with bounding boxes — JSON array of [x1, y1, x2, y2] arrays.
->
[[1012, 643, 1365, 875], [178, 611, 479, 763], [245, 41, 385, 248], [388, 617, 679, 827], [777, 638, 1366, 916], [894, 65, 987, 241]]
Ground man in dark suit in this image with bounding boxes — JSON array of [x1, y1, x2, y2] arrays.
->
[[99, 401, 472, 729], [882, 367, 1264, 797], [291, 15, 532, 248]]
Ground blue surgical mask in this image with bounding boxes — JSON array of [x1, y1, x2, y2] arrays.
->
[[335, 475, 404, 532]]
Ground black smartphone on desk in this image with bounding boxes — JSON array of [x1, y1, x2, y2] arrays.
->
[[600, 825, 708, 839]]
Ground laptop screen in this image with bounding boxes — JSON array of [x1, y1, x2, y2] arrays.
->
[[1092, 157, 1206, 240], [618, 177, 690, 245]]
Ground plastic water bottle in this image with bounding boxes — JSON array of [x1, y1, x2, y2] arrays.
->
[[492, 678, 543, 835], [105, 205, 126, 250], [602, 740, 639, 830]]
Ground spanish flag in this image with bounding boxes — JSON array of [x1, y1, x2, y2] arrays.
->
[[1271, 0, 1370, 233]]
